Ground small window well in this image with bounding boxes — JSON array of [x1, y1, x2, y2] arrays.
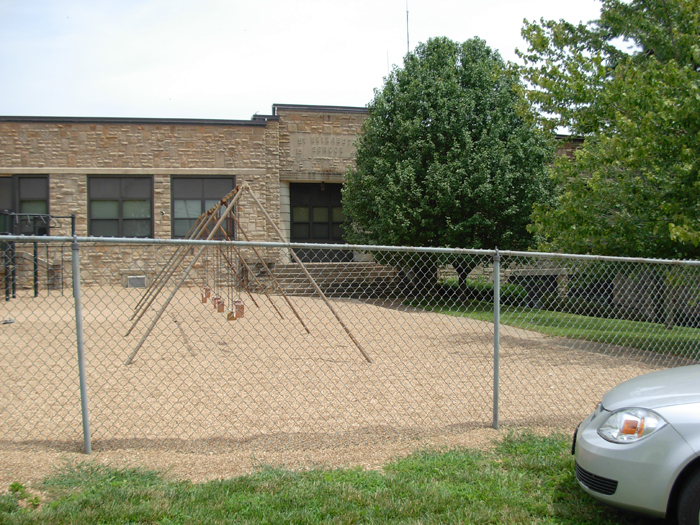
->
[[126, 275, 147, 288]]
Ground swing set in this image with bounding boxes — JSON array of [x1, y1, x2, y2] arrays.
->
[[124, 183, 371, 365]]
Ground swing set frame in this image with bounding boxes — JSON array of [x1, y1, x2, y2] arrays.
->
[[125, 183, 371, 365]]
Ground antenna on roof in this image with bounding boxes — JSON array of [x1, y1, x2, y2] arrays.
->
[[406, 0, 410, 53]]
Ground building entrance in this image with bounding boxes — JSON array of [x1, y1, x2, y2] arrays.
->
[[289, 183, 351, 262]]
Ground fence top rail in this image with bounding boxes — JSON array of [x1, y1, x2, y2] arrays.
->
[[2, 234, 700, 267]]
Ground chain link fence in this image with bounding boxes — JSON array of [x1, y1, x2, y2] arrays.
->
[[2, 236, 699, 454]]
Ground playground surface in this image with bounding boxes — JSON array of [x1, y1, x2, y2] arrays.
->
[[0, 285, 663, 490]]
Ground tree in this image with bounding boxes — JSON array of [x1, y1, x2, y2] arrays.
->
[[520, 0, 700, 259], [342, 37, 556, 287]]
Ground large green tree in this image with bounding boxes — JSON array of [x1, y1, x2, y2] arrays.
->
[[342, 37, 555, 285], [520, 0, 700, 259]]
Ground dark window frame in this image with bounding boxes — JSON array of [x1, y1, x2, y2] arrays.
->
[[88, 176, 154, 238], [289, 183, 344, 244], [289, 182, 350, 262], [0, 175, 50, 235], [170, 176, 236, 239]]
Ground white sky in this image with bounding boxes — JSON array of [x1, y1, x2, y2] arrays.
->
[[0, 0, 602, 120]]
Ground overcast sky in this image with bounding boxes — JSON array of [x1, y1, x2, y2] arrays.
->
[[0, 0, 602, 120]]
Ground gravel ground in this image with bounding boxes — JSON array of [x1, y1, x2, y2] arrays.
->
[[0, 285, 671, 491]]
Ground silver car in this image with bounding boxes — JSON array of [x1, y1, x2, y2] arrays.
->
[[573, 364, 700, 524]]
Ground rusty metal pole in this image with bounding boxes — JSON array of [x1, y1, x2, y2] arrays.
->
[[247, 189, 372, 363], [126, 185, 247, 365]]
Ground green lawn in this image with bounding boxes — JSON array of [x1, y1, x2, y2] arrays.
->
[[416, 298, 700, 359], [0, 433, 664, 524]]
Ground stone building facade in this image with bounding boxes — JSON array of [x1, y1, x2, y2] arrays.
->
[[2, 104, 586, 292], [0, 104, 368, 249], [1, 104, 584, 248]]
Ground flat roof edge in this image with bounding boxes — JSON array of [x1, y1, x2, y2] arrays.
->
[[0, 116, 269, 127], [272, 104, 368, 115]]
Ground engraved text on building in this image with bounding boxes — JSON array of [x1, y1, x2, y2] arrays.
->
[[290, 133, 357, 160]]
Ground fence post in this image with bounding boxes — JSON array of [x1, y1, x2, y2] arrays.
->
[[71, 236, 91, 454], [10, 240, 16, 299], [493, 249, 500, 430], [3, 240, 9, 302], [10, 215, 16, 299], [33, 219, 39, 298]]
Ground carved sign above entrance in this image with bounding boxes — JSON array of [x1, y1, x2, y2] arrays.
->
[[290, 133, 357, 161]]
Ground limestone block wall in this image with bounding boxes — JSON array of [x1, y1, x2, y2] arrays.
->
[[275, 105, 367, 183], [555, 136, 584, 159], [0, 118, 278, 240], [50, 173, 87, 236], [0, 116, 285, 286], [2, 106, 587, 292], [236, 117, 281, 245], [0, 119, 272, 170]]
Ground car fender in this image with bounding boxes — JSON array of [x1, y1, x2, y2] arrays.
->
[[657, 402, 700, 454], [655, 402, 700, 516], [667, 455, 700, 518], [576, 412, 696, 517]]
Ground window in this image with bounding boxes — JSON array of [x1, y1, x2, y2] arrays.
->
[[289, 183, 350, 262], [0, 175, 50, 235], [290, 183, 344, 243], [171, 177, 235, 238], [0, 177, 11, 234], [88, 177, 153, 237]]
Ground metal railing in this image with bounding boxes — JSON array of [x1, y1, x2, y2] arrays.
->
[[1, 212, 75, 300], [2, 235, 698, 454]]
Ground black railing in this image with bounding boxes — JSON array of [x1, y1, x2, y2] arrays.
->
[[2, 212, 75, 300]]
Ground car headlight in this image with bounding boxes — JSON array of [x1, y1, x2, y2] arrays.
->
[[598, 408, 667, 444]]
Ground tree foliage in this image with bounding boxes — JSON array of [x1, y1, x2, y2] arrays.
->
[[520, 0, 700, 259], [342, 37, 556, 256]]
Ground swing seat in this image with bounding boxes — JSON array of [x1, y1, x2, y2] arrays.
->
[[212, 296, 223, 310], [201, 286, 211, 303], [227, 300, 245, 321]]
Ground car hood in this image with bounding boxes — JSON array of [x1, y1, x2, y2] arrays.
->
[[603, 365, 700, 411]]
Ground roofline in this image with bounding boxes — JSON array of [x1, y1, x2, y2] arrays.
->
[[0, 116, 271, 127], [272, 104, 368, 115], [0, 115, 583, 138], [555, 134, 584, 142]]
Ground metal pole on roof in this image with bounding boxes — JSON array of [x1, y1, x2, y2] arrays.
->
[[406, 0, 410, 53]]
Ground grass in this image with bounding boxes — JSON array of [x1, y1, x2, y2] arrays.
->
[[415, 297, 700, 359], [0, 433, 665, 524]]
